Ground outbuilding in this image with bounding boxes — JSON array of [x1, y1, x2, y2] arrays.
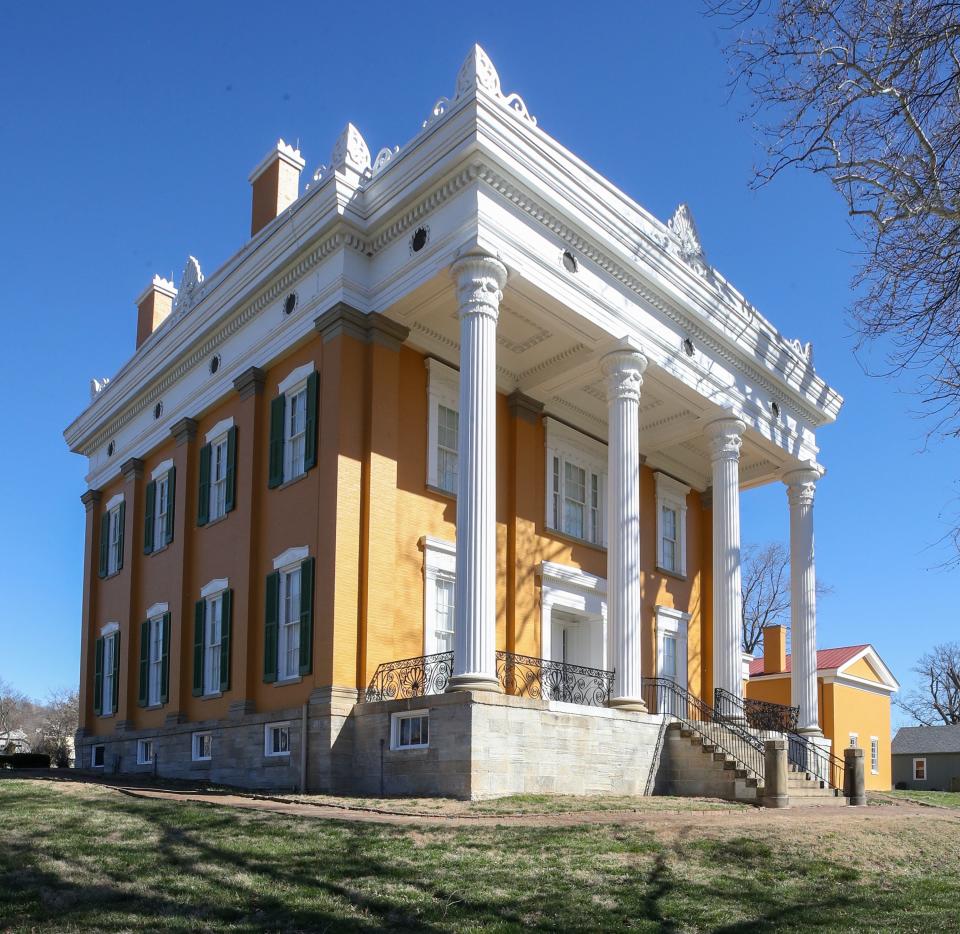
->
[[891, 724, 960, 791]]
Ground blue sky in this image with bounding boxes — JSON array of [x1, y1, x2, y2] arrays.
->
[[0, 3, 954, 728]]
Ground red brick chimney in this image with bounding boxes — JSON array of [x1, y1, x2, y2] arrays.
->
[[135, 276, 177, 349], [249, 139, 305, 237]]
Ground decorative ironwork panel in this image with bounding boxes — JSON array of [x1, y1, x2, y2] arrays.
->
[[714, 688, 799, 732], [364, 652, 453, 702], [496, 651, 613, 707]]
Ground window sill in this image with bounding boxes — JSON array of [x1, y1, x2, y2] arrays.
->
[[101, 570, 122, 581], [148, 543, 172, 557], [264, 753, 292, 761], [200, 692, 223, 701], [275, 470, 312, 492], [273, 676, 303, 687], [143, 703, 164, 711], [97, 713, 115, 719], [425, 483, 457, 502], [391, 745, 430, 753], [200, 512, 231, 530], [544, 527, 607, 554], [656, 566, 688, 582]]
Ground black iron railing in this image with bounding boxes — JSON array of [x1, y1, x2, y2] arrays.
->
[[641, 677, 766, 782], [496, 651, 613, 707], [364, 651, 614, 707], [714, 688, 799, 732], [713, 687, 844, 791]]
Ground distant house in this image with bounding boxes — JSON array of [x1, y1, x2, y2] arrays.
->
[[746, 626, 899, 790], [0, 730, 30, 754], [892, 724, 960, 791]]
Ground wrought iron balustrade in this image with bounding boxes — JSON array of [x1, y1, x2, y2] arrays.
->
[[364, 650, 614, 707], [714, 688, 799, 732]]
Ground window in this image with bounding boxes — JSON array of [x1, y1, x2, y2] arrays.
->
[[109, 506, 123, 573], [137, 739, 154, 765], [434, 577, 455, 653], [662, 634, 677, 680], [849, 733, 859, 748], [99, 495, 125, 578], [870, 737, 879, 774], [421, 537, 457, 658], [392, 711, 429, 749], [154, 471, 170, 548], [194, 582, 231, 697], [655, 473, 690, 576], [101, 631, 118, 716], [210, 435, 228, 521], [265, 722, 290, 757], [192, 732, 212, 761], [92, 744, 105, 768], [913, 758, 927, 781], [545, 419, 606, 546], [655, 606, 690, 697], [205, 593, 223, 695], [426, 359, 459, 495], [269, 365, 318, 488], [148, 615, 163, 706], [279, 566, 302, 681]]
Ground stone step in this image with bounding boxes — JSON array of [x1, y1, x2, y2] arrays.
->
[[788, 795, 849, 808]]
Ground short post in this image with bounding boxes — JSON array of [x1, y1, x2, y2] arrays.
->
[[763, 739, 789, 808], [844, 747, 866, 805]]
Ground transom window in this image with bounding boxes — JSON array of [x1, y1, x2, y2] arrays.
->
[[545, 419, 606, 546], [426, 359, 460, 496], [108, 504, 123, 575], [655, 473, 690, 576], [279, 566, 302, 681], [148, 616, 163, 706], [392, 711, 429, 749], [204, 593, 223, 696], [913, 758, 926, 781], [265, 723, 290, 757], [285, 386, 308, 481], [210, 435, 228, 521], [193, 732, 212, 761]]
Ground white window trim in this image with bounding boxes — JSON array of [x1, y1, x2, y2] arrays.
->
[[421, 537, 457, 656], [870, 736, 880, 774], [655, 606, 690, 691], [655, 472, 690, 576], [92, 744, 105, 768], [145, 602, 169, 620], [425, 358, 459, 493], [136, 739, 154, 765], [273, 546, 309, 571], [100, 621, 120, 637], [202, 592, 224, 697], [147, 614, 164, 707], [544, 418, 607, 546], [391, 710, 430, 750], [200, 578, 229, 599], [105, 492, 125, 512], [150, 459, 174, 482], [192, 731, 212, 762], [277, 362, 315, 396], [849, 732, 859, 748], [277, 565, 303, 682], [205, 417, 234, 445], [913, 757, 927, 781], [538, 561, 607, 669], [264, 722, 291, 757]]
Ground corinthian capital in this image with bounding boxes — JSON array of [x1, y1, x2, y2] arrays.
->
[[601, 337, 648, 403], [450, 252, 508, 322], [705, 416, 746, 462], [783, 465, 824, 507]]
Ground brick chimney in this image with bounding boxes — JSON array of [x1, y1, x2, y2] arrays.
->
[[249, 139, 305, 237], [763, 625, 788, 675], [135, 276, 177, 349]]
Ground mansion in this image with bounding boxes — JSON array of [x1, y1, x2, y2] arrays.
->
[[65, 47, 844, 800]]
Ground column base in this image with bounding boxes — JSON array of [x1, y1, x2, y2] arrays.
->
[[608, 697, 648, 713], [796, 725, 823, 737], [446, 674, 503, 694]]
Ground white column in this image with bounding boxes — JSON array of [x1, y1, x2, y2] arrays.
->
[[602, 338, 648, 709], [447, 252, 508, 692], [705, 417, 746, 705], [784, 465, 824, 734]]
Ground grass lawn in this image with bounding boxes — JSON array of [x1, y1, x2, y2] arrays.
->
[[3, 778, 960, 932], [884, 789, 960, 809]]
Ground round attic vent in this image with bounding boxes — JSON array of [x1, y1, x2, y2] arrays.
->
[[561, 250, 578, 273], [410, 226, 429, 253]]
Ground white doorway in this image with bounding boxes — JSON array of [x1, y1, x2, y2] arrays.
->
[[539, 561, 607, 671]]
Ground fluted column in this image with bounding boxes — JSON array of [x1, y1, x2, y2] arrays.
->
[[706, 417, 746, 705], [602, 338, 648, 709], [784, 465, 824, 734], [447, 252, 508, 692]]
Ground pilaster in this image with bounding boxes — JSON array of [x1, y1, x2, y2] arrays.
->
[[602, 337, 648, 709], [78, 489, 102, 732], [117, 458, 143, 726]]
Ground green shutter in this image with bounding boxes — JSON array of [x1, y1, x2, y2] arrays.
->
[[98, 512, 109, 578], [143, 481, 156, 554], [116, 502, 125, 571], [138, 620, 150, 707], [224, 426, 237, 514], [193, 600, 205, 696], [111, 632, 120, 713], [165, 466, 176, 545], [299, 557, 315, 676], [197, 444, 211, 526], [268, 395, 285, 488], [264, 571, 280, 683], [220, 589, 232, 693], [303, 371, 319, 472], [94, 637, 104, 716], [160, 613, 171, 705]]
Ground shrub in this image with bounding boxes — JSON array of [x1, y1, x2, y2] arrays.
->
[[9, 753, 50, 769]]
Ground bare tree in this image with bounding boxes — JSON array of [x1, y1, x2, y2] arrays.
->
[[0, 678, 26, 739], [741, 541, 832, 653], [708, 1, 960, 539], [36, 688, 79, 766], [898, 641, 960, 724]]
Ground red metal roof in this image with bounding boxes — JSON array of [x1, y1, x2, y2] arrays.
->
[[748, 644, 870, 677]]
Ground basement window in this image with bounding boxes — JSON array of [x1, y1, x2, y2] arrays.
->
[[192, 732, 213, 762], [92, 745, 105, 768], [136, 739, 155, 765], [392, 711, 429, 750], [265, 722, 291, 757]]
